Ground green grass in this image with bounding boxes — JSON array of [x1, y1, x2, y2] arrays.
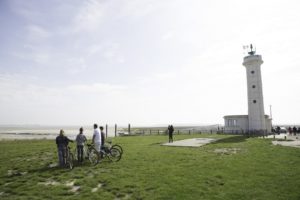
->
[[0, 134, 300, 200]]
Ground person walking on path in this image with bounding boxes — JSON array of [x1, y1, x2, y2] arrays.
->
[[92, 124, 102, 153], [75, 127, 87, 163], [56, 129, 73, 167], [168, 125, 174, 143]]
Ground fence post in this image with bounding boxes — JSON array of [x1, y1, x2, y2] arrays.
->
[[158, 130, 159, 135], [128, 123, 131, 135], [115, 124, 117, 137], [189, 130, 191, 135], [177, 130, 179, 135], [105, 124, 108, 138], [150, 129, 152, 135], [143, 130, 145, 135]]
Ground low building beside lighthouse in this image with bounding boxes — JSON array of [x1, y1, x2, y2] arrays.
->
[[224, 45, 272, 134]]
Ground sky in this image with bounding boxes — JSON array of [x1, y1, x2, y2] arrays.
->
[[0, 0, 300, 126]]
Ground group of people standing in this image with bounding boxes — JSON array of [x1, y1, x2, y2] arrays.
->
[[288, 126, 300, 135], [55, 123, 105, 167]]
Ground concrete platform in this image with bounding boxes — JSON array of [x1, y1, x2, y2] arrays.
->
[[263, 134, 300, 148], [162, 138, 217, 147]]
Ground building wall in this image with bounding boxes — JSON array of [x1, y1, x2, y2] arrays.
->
[[265, 115, 272, 133], [224, 115, 248, 134], [224, 115, 272, 134]]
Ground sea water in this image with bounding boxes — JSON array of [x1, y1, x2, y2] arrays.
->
[[0, 125, 124, 140]]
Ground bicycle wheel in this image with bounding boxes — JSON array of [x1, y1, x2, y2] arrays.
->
[[66, 153, 74, 169], [88, 148, 99, 165], [111, 144, 123, 154], [108, 147, 122, 162]]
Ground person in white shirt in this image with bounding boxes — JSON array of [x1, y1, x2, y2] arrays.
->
[[92, 123, 102, 153]]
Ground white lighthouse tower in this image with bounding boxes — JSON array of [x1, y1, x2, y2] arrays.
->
[[223, 45, 271, 134], [243, 45, 266, 133]]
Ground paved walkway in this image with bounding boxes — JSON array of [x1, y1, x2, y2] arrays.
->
[[162, 138, 217, 147], [264, 133, 300, 148], [162, 135, 300, 148]]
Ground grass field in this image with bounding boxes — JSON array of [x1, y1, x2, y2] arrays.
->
[[0, 134, 300, 200]]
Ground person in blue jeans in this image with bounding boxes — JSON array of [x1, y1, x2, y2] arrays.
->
[[75, 127, 87, 163], [56, 129, 73, 167]]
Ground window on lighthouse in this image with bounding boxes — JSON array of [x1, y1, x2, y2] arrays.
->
[[253, 100, 257, 103], [251, 70, 255, 74], [252, 85, 256, 88]]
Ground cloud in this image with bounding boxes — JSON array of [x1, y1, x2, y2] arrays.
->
[[0, 74, 132, 124], [161, 31, 174, 41], [72, 0, 105, 33], [118, 0, 158, 18], [27, 24, 51, 40], [66, 57, 87, 74], [67, 83, 127, 94]]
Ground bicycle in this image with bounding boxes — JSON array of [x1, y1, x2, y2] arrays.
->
[[65, 146, 74, 169], [111, 144, 123, 155], [87, 143, 122, 165], [105, 140, 123, 155]]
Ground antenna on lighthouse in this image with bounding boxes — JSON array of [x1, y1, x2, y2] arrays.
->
[[243, 44, 256, 55], [248, 44, 256, 55]]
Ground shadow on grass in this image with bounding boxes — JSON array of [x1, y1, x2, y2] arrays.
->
[[213, 135, 247, 144]]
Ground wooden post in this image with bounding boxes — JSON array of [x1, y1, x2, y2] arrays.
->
[[177, 130, 179, 135], [143, 130, 145, 135], [105, 124, 108, 138], [128, 123, 131, 135], [150, 129, 152, 135], [158, 130, 159, 135], [115, 124, 117, 137], [189, 130, 191, 135]]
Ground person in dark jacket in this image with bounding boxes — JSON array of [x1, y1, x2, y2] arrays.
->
[[56, 129, 73, 167], [293, 126, 297, 136], [168, 125, 174, 143]]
